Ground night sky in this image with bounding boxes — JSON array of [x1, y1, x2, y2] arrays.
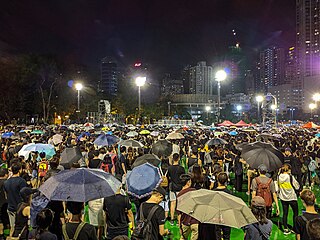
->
[[0, 0, 295, 72]]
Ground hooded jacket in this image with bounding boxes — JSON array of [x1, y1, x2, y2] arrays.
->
[[278, 173, 299, 201]]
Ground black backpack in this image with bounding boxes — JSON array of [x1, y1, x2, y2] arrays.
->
[[131, 203, 158, 240]]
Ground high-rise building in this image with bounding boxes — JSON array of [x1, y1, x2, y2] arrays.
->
[[181, 65, 191, 94], [98, 56, 118, 97], [259, 47, 285, 92], [189, 61, 213, 95], [285, 47, 297, 84], [161, 74, 184, 96]]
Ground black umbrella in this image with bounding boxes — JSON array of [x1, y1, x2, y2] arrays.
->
[[241, 142, 284, 171], [60, 147, 83, 169], [206, 138, 227, 147], [151, 140, 173, 157], [132, 154, 161, 168]]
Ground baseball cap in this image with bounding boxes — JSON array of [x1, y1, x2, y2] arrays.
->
[[154, 186, 166, 198], [285, 147, 292, 152], [251, 196, 266, 207]]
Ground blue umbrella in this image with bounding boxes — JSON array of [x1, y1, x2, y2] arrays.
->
[[229, 131, 238, 136], [38, 168, 121, 202], [77, 132, 91, 141], [24, 144, 56, 159], [315, 133, 320, 138], [2, 132, 14, 139], [126, 163, 162, 199], [93, 134, 120, 147]]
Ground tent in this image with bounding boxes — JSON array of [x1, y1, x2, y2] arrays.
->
[[218, 120, 235, 127], [302, 122, 320, 129], [235, 120, 249, 127]]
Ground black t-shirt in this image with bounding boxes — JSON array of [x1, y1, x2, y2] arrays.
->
[[0, 179, 7, 207], [167, 165, 185, 192], [4, 176, 27, 212], [213, 187, 233, 195], [88, 158, 101, 169], [65, 222, 98, 240], [103, 194, 131, 230], [29, 230, 58, 240], [137, 202, 166, 240], [294, 212, 320, 239]]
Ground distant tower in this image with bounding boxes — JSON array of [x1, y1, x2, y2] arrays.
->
[[98, 56, 118, 97]]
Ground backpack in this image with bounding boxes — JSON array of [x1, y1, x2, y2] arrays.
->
[[38, 161, 48, 177], [62, 222, 86, 240], [255, 177, 273, 207], [30, 194, 50, 228], [160, 170, 168, 188], [131, 203, 158, 240], [308, 158, 318, 172]]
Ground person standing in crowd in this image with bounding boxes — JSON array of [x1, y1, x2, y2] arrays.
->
[[177, 174, 199, 240], [307, 218, 320, 240], [167, 153, 185, 222], [4, 162, 27, 236], [63, 201, 98, 240], [294, 189, 320, 239], [278, 163, 299, 235], [243, 196, 273, 239], [0, 169, 8, 240], [88, 150, 102, 169], [135, 186, 169, 240], [29, 208, 57, 240], [103, 187, 134, 240], [251, 164, 280, 218]]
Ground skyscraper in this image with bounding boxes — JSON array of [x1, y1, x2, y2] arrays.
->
[[259, 47, 285, 92], [189, 61, 213, 95], [98, 56, 118, 97]]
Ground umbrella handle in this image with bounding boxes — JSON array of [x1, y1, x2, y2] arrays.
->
[[159, 167, 164, 176]]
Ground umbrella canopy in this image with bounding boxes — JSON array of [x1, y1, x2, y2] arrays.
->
[[302, 122, 320, 129], [229, 131, 238, 136], [132, 154, 161, 168], [52, 134, 64, 145], [126, 131, 138, 137], [152, 140, 173, 157], [31, 130, 44, 135], [1, 132, 14, 139], [177, 189, 257, 228], [83, 122, 94, 128], [166, 132, 184, 140], [39, 168, 121, 202], [126, 163, 162, 199], [241, 142, 284, 171], [119, 139, 144, 148], [60, 147, 83, 169], [93, 134, 120, 147], [150, 131, 160, 137], [18, 143, 35, 159], [140, 130, 150, 135], [217, 120, 234, 127], [235, 120, 249, 127], [206, 138, 227, 147], [316, 133, 320, 138], [23, 144, 56, 159]]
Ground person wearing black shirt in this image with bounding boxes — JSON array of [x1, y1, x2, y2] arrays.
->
[[0, 169, 8, 239], [136, 187, 169, 240], [88, 150, 102, 169], [167, 153, 185, 221], [63, 201, 97, 240], [28, 208, 57, 240], [3, 162, 27, 236], [103, 189, 134, 240], [294, 189, 320, 240]]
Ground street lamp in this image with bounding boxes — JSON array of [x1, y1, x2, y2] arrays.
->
[[215, 70, 227, 123], [309, 103, 317, 119], [255, 95, 264, 123], [75, 83, 83, 113], [313, 93, 320, 103], [205, 105, 211, 120], [236, 105, 242, 119], [289, 108, 295, 124], [135, 76, 146, 122]]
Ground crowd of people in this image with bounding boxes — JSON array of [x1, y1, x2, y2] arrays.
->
[[0, 124, 320, 239]]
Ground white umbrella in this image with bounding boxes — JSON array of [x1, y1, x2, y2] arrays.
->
[[126, 131, 139, 137], [52, 134, 64, 145], [166, 132, 184, 140], [18, 143, 35, 159]]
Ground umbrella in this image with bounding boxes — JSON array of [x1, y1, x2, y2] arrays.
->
[[166, 132, 184, 140], [229, 131, 238, 136], [1, 132, 14, 139], [152, 140, 173, 157], [206, 138, 227, 147], [60, 147, 83, 168], [119, 139, 144, 148], [177, 189, 257, 228], [132, 154, 161, 168], [150, 131, 160, 137], [93, 134, 120, 147], [39, 168, 121, 202], [214, 132, 224, 137], [18, 143, 35, 159], [315, 133, 320, 138], [52, 134, 64, 145], [83, 122, 94, 128], [126, 131, 139, 137], [126, 163, 162, 199], [31, 130, 44, 135], [235, 142, 250, 151], [241, 142, 284, 171], [140, 130, 150, 135], [23, 144, 56, 159]]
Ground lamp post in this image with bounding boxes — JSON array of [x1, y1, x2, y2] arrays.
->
[[236, 105, 242, 120], [205, 105, 211, 121], [215, 70, 227, 123], [289, 108, 295, 124], [75, 83, 83, 113], [135, 76, 146, 122], [309, 103, 317, 119], [255, 95, 264, 124]]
